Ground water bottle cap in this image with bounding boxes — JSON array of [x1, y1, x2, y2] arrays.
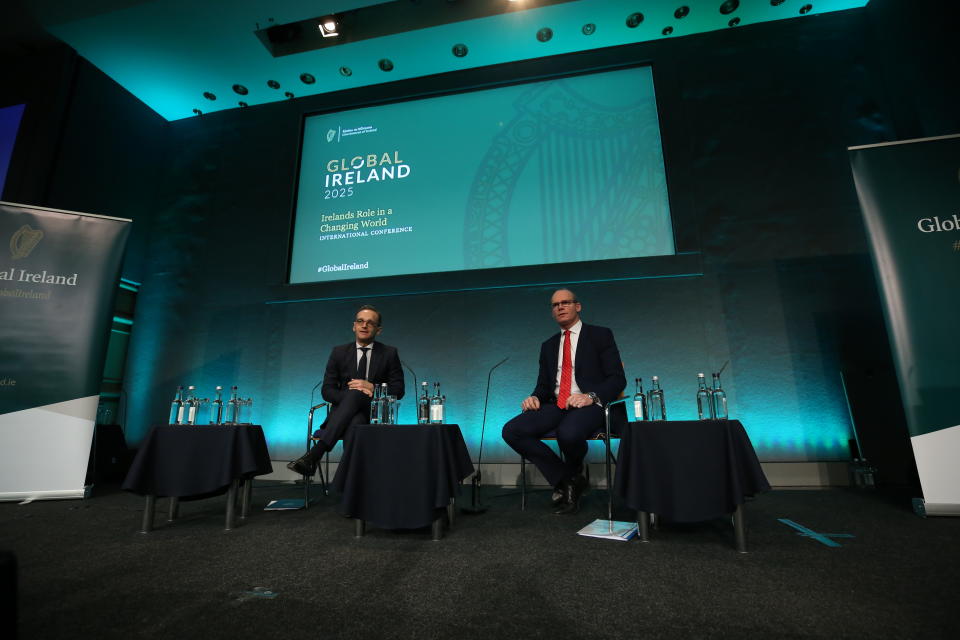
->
[[652, 375, 659, 380], [698, 372, 705, 377]]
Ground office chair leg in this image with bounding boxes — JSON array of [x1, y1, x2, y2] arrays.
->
[[324, 453, 331, 496], [520, 458, 526, 510], [303, 469, 311, 510]]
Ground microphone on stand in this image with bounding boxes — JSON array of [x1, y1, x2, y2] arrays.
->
[[461, 356, 509, 515], [401, 361, 417, 422]]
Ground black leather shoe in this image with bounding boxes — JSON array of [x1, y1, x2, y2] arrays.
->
[[286, 455, 316, 477], [553, 474, 587, 515], [551, 489, 565, 507]]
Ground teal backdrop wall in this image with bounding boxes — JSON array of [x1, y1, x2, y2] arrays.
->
[[3, 0, 956, 485]]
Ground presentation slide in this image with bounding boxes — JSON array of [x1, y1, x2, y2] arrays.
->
[[0, 104, 26, 198], [288, 66, 674, 284]]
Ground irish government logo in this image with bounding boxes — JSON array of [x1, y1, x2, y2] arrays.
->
[[10, 224, 43, 260]]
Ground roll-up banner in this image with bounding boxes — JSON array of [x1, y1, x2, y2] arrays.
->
[[849, 134, 960, 516], [0, 202, 130, 501]]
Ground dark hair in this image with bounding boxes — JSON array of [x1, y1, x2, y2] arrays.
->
[[356, 304, 382, 326]]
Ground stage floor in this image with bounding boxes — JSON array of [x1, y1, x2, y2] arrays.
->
[[3, 483, 958, 639]]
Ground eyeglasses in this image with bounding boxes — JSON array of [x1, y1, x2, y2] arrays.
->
[[354, 318, 379, 327], [551, 300, 577, 309]]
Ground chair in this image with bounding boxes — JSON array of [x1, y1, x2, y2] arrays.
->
[[519, 397, 628, 520], [302, 402, 330, 509]]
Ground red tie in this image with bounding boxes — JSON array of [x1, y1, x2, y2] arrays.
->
[[557, 330, 572, 409]]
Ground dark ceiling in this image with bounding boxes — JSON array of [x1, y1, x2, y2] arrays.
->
[[3, 0, 869, 121]]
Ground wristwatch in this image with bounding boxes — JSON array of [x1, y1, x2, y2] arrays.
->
[[586, 392, 602, 407]]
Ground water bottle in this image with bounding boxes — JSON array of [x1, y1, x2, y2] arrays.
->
[[184, 386, 199, 424], [225, 386, 239, 424], [417, 381, 430, 424], [696, 373, 714, 420], [429, 382, 444, 424], [712, 373, 728, 419], [633, 377, 647, 421], [369, 383, 383, 424], [169, 386, 184, 424], [379, 383, 388, 423], [237, 397, 252, 424], [209, 386, 224, 424], [647, 376, 666, 421]]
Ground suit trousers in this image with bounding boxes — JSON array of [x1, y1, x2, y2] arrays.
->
[[312, 389, 371, 454], [502, 403, 604, 488]]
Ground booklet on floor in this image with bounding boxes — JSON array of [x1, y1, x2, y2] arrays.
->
[[577, 519, 638, 541]]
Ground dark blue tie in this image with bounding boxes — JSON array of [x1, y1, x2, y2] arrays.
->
[[356, 347, 369, 379]]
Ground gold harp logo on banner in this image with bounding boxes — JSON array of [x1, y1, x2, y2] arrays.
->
[[10, 224, 44, 260]]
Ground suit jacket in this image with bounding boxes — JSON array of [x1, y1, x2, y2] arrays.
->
[[321, 341, 405, 406], [532, 323, 628, 428]]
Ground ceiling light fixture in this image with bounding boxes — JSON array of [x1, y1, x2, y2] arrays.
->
[[318, 15, 339, 38], [719, 0, 740, 15]]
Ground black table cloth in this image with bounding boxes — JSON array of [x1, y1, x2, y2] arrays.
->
[[614, 419, 769, 522], [122, 425, 273, 498], [332, 424, 474, 530]]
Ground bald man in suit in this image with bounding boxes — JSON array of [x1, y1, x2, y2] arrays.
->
[[287, 304, 404, 475], [502, 289, 626, 514]]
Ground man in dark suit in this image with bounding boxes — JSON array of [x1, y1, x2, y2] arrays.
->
[[502, 288, 626, 514], [287, 304, 404, 475]]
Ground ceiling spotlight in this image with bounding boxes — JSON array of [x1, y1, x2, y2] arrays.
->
[[728, 17, 741, 26], [203, 91, 216, 101], [452, 43, 468, 57], [378, 59, 394, 72], [339, 66, 353, 77], [300, 73, 316, 84], [267, 79, 280, 89], [285, 91, 295, 99], [675, 6, 690, 19], [232, 84, 248, 95], [536, 27, 553, 42], [582, 23, 596, 35], [238, 101, 248, 108], [626, 13, 644, 28], [799, 4, 813, 13], [719, 0, 740, 15], [318, 15, 338, 38], [662, 26, 674, 36], [192, 108, 202, 116]]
